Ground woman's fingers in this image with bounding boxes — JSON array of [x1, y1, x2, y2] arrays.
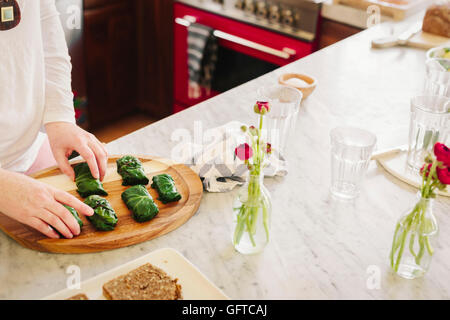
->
[[38, 208, 73, 239], [53, 149, 76, 181], [46, 201, 81, 236], [92, 135, 108, 156], [28, 217, 60, 239], [54, 190, 94, 217], [88, 139, 108, 181], [77, 144, 100, 180]]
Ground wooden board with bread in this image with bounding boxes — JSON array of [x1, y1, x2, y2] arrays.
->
[[333, 0, 430, 20]]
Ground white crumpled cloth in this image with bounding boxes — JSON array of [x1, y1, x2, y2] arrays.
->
[[178, 121, 287, 192]]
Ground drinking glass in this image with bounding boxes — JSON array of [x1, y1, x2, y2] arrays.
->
[[330, 126, 377, 200], [407, 95, 450, 170], [257, 85, 302, 156], [424, 58, 450, 98]]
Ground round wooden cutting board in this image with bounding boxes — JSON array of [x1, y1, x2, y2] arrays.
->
[[0, 156, 203, 253]]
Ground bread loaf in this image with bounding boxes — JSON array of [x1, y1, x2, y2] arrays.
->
[[422, 3, 450, 38], [103, 263, 182, 300]]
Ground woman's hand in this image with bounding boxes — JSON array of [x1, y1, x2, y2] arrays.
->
[[45, 122, 108, 181], [0, 170, 94, 239]]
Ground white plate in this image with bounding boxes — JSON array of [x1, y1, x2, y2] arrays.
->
[[43, 248, 229, 300]]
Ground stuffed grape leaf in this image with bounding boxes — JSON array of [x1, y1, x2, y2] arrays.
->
[[84, 195, 118, 231], [74, 162, 108, 198], [121, 185, 159, 223], [63, 205, 83, 228], [116, 155, 149, 186], [53, 205, 84, 238], [151, 173, 181, 204]]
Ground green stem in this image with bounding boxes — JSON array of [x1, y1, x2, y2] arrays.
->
[[390, 223, 401, 268], [423, 159, 438, 198], [248, 179, 261, 235], [394, 222, 411, 272], [425, 236, 434, 256], [262, 201, 269, 242], [415, 235, 425, 266], [245, 212, 256, 247], [233, 206, 247, 245], [409, 232, 417, 259]]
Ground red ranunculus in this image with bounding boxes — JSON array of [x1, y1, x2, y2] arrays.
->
[[235, 143, 253, 161], [253, 101, 270, 115], [437, 165, 450, 185], [420, 163, 432, 177], [264, 142, 272, 154], [434, 142, 450, 166]]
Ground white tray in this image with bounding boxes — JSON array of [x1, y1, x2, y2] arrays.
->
[[377, 151, 449, 197], [43, 248, 229, 300]]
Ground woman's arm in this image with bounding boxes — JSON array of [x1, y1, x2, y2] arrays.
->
[[40, 0, 108, 181], [40, 0, 75, 125]]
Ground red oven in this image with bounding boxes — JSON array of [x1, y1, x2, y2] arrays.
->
[[174, 1, 319, 113]]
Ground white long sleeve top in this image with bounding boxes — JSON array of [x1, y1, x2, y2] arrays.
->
[[0, 0, 75, 172]]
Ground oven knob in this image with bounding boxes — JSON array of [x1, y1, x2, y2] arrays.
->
[[235, 0, 245, 9], [268, 4, 280, 23], [281, 9, 294, 26], [255, 1, 267, 19], [244, 0, 255, 14]]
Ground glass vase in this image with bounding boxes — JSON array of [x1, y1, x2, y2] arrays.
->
[[232, 173, 272, 254], [389, 193, 438, 279]]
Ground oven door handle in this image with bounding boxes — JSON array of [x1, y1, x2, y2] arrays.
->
[[175, 16, 296, 60]]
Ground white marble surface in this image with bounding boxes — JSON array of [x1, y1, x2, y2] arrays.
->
[[1, 24, 450, 300]]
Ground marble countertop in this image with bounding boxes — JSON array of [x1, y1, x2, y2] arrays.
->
[[1, 23, 450, 300]]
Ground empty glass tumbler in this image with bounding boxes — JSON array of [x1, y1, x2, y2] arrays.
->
[[424, 58, 450, 98], [407, 95, 450, 170], [330, 126, 377, 200], [257, 85, 302, 157]]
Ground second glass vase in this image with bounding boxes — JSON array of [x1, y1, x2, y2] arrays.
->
[[389, 193, 438, 279]]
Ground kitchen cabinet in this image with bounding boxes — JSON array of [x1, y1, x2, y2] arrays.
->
[[135, 0, 174, 119], [83, 0, 138, 128], [318, 18, 362, 49]]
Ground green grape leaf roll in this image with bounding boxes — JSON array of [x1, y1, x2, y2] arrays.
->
[[84, 195, 118, 231], [121, 185, 159, 223], [151, 173, 182, 204], [116, 155, 149, 186], [74, 162, 108, 198]]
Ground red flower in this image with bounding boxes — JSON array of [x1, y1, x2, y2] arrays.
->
[[434, 143, 450, 167], [235, 143, 253, 161], [420, 163, 432, 177], [254, 101, 270, 115], [437, 165, 450, 185], [75, 108, 82, 120], [263, 142, 272, 154], [248, 125, 258, 136]]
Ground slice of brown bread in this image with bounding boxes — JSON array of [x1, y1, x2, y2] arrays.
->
[[103, 263, 182, 300], [66, 293, 89, 300]]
